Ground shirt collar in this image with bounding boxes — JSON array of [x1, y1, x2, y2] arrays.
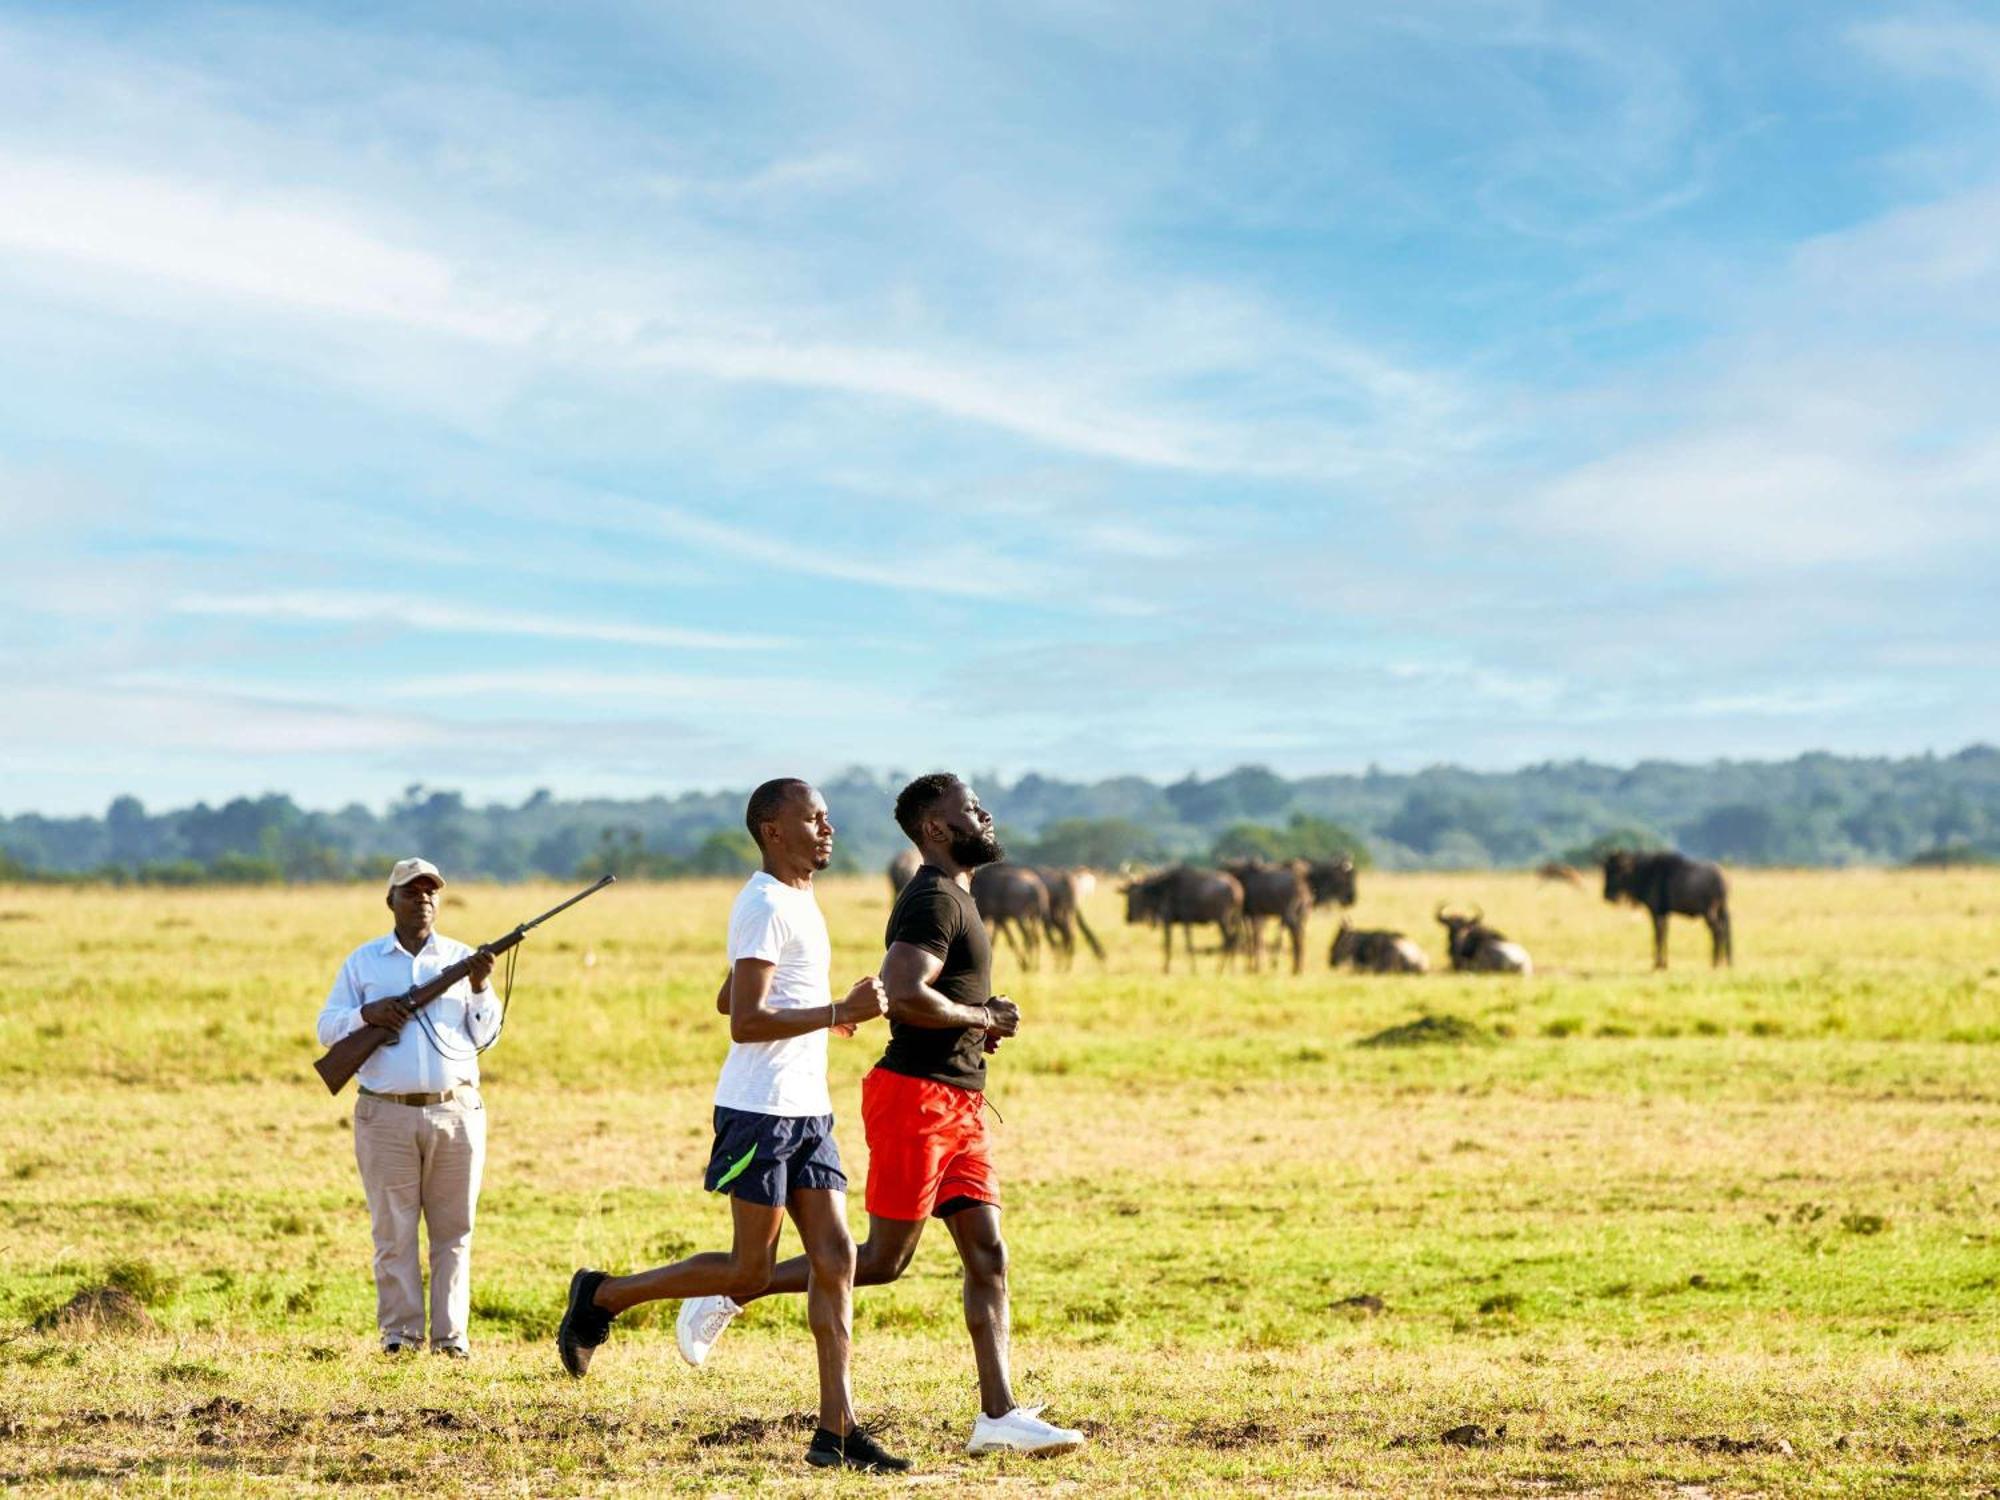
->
[[379, 931, 439, 959]]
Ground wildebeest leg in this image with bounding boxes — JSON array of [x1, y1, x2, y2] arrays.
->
[[1652, 909, 1669, 970], [1073, 908, 1105, 962], [1288, 916, 1304, 975], [1709, 905, 1732, 966], [1161, 920, 1173, 975], [1185, 922, 1201, 972], [1002, 917, 1033, 970]]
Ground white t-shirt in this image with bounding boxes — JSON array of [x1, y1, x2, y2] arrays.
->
[[712, 872, 835, 1117]]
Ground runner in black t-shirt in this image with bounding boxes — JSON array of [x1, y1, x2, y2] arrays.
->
[[698, 773, 1086, 1459]]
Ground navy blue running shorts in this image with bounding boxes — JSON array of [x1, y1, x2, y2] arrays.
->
[[702, 1106, 846, 1207]]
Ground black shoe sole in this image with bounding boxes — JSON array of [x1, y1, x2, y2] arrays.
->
[[557, 1268, 605, 1378]]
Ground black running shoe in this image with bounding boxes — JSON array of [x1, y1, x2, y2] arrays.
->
[[557, 1268, 613, 1378], [806, 1425, 912, 1472]]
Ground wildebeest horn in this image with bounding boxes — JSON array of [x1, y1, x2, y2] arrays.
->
[[1435, 902, 1456, 923]]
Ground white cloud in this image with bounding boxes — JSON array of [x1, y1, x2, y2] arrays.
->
[[169, 592, 789, 650]]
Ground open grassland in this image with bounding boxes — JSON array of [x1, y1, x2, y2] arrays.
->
[[0, 869, 1997, 1496]]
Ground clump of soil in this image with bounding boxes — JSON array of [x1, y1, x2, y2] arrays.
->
[[1358, 1014, 1495, 1049], [35, 1287, 157, 1335]]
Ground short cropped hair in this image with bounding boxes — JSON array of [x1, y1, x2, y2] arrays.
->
[[745, 778, 811, 850], [894, 772, 962, 842]]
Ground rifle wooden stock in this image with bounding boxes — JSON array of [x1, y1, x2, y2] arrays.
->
[[311, 875, 614, 1096]]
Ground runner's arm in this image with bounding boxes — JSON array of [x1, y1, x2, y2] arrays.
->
[[729, 958, 872, 1041], [714, 970, 731, 1014], [881, 941, 995, 1030]]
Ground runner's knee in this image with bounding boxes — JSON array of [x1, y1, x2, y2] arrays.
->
[[855, 1237, 916, 1286], [804, 1235, 856, 1285], [962, 1233, 1007, 1287], [723, 1251, 774, 1301]]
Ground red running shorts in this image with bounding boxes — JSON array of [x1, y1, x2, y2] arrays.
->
[[860, 1066, 1000, 1221]]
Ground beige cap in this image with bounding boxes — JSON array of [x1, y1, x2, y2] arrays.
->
[[386, 857, 445, 895]]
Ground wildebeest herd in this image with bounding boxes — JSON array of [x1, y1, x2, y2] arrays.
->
[[889, 848, 1733, 976]]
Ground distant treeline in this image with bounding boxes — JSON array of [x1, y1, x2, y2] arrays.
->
[[2, 747, 1996, 885]]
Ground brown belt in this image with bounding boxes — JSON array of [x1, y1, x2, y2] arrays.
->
[[358, 1085, 471, 1107]]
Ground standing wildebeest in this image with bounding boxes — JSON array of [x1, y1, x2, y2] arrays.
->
[[1601, 850, 1732, 968], [886, 846, 921, 896], [971, 862, 1051, 969], [1305, 857, 1358, 908], [1124, 866, 1244, 974], [1329, 920, 1429, 974], [1034, 867, 1105, 968], [1435, 904, 1533, 974], [1222, 859, 1313, 974]]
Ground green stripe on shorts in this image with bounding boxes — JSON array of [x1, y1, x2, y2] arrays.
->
[[713, 1142, 758, 1191]]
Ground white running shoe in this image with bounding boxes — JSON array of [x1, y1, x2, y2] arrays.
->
[[967, 1405, 1086, 1456], [675, 1294, 741, 1367]]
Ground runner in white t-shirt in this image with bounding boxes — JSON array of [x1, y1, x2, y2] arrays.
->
[[556, 780, 908, 1473]]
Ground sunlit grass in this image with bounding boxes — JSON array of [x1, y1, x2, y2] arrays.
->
[[1, 870, 1996, 1493]]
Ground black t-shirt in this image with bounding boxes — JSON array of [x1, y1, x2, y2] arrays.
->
[[877, 865, 992, 1093]]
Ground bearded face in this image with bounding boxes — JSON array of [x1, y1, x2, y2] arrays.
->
[[949, 825, 1005, 869]]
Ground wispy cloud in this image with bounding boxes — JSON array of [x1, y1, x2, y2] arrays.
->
[[170, 593, 789, 651]]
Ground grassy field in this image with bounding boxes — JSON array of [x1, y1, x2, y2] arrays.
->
[[0, 869, 1996, 1496]]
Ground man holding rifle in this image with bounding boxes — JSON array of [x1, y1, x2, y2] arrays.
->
[[317, 857, 498, 1357]]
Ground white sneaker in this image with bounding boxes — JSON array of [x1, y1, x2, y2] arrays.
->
[[967, 1405, 1085, 1456], [675, 1294, 741, 1367]]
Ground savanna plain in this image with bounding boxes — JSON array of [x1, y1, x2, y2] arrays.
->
[[0, 870, 1996, 1496]]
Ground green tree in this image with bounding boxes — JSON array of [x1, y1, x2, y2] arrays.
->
[[686, 829, 758, 876], [1021, 818, 1166, 869]]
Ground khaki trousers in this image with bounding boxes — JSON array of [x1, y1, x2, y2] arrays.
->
[[352, 1090, 486, 1351]]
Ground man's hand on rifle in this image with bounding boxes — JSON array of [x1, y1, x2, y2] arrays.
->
[[467, 949, 495, 991], [360, 996, 414, 1032]]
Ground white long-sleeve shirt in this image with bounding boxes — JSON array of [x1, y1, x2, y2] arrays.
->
[[317, 931, 502, 1095]]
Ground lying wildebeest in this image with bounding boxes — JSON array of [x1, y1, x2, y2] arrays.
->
[[1602, 850, 1732, 968], [1222, 858, 1312, 974], [1124, 866, 1244, 974], [1305, 857, 1358, 908], [1034, 866, 1104, 968], [1329, 919, 1429, 974], [887, 847, 921, 896], [1537, 860, 1582, 886], [1435, 904, 1532, 974], [971, 862, 1051, 969]]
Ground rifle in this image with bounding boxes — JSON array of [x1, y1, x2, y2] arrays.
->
[[313, 875, 615, 1095]]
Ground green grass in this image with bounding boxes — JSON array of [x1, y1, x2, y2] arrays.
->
[[0, 870, 1997, 1493]]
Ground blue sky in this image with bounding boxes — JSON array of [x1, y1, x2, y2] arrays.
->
[[2, 1, 1995, 815]]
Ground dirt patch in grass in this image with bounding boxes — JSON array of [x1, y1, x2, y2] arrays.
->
[[1185, 1417, 1281, 1450], [693, 1412, 815, 1447], [1358, 1013, 1496, 1048], [33, 1287, 156, 1335]]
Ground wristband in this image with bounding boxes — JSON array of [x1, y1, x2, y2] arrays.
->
[[828, 1002, 838, 1032]]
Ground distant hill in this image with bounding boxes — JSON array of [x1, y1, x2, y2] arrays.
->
[[3, 747, 1995, 883]]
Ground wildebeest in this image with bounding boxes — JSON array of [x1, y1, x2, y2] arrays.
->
[[887, 847, 921, 896], [1222, 859, 1312, 974], [1034, 866, 1104, 967], [1123, 866, 1244, 974], [1435, 903, 1532, 974], [1304, 857, 1358, 908], [1329, 919, 1429, 974], [1601, 850, 1732, 968], [971, 863, 1051, 969], [1537, 861, 1583, 886]]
